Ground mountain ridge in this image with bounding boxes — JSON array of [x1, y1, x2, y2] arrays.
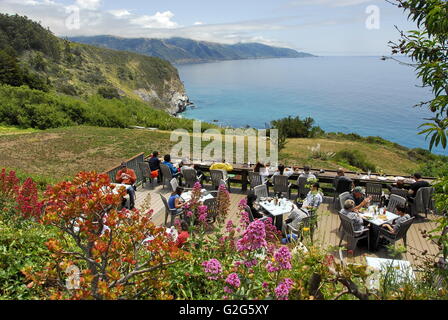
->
[[67, 35, 315, 64]]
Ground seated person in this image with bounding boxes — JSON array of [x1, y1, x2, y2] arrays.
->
[[193, 164, 208, 183], [147, 151, 161, 183], [176, 220, 190, 248], [387, 177, 406, 192], [115, 162, 137, 209], [381, 203, 411, 234], [333, 168, 353, 190], [247, 191, 264, 219], [340, 199, 365, 233], [253, 162, 270, 184], [302, 182, 323, 212], [298, 165, 316, 180], [407, 172, 430, 203], [168, 187, 185, 214], [163, 154, 181, 178], [272, 164, 294, 178], [348, 186, 372, 211]]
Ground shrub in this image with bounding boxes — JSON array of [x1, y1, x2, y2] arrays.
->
[[271, 116, 323, 139], [334, 149, 376, 172], [98, 86, 120, 99]]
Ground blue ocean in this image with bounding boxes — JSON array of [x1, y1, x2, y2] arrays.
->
[[177, 56, 447, 155]]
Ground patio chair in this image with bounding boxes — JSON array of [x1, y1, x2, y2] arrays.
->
[[390, 188, 408, 199], [160, 194, 182, 227], [137, 162, 153, 188], [182, 167, 200, 188], [375, 217, 414, 249], [204, 198, 219, 224], [254, 184, 269, 199], [338, 213, 370, 255], [365, 183, 383, 205], [273, 175, 292, 199], [410, 187, 434, 218], [297, 176, 310, 199], [286, 215, 312, 240], [332, 178, 352, 210], [338, 191, 352, 231], [387, 194, 407, 214], [244, 205, 255, 222], [248, 171, 265, 190], [210, 169, 231, 191], [160, 163, 173, 190]]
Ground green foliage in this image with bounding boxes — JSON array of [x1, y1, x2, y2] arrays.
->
[[0, 13, 61, 60], [0, 85, 217, 131], [391, 0, 448, 151], [0, 49, 48, 91], [334, 149, 377, 172], [98, 86, 120, 99], [0, 220, 56, 299], [271, 116, 324, 139]]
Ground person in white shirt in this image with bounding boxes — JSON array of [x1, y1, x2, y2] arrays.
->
[[302, 183, 323, 211], [254, 162, 270, 184], [298, 166, 316, 180]]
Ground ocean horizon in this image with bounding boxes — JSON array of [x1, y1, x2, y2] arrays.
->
[[177, 56, 447, 156]]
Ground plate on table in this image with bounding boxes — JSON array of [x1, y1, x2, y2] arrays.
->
[[377, 176, 387, 181], [378, 215, 388, 220]]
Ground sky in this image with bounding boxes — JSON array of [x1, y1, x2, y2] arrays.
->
[[0, 0, 420, 55]]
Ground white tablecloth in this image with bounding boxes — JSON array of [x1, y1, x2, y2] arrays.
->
[[259, 199, 295, 217], [359, 206, 399, 226], [181, 190, 214, 203]]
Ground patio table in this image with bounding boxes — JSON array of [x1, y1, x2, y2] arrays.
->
[[181, 189, 215, 203], [258, 198, 295, 230], [359, 206, 399, 251]]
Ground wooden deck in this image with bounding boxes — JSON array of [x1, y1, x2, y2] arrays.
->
[[135, 183, 440, 267]]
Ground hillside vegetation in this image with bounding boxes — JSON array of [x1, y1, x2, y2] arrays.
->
[[0, 13, 185, 111], [68, 36, 314, 64]]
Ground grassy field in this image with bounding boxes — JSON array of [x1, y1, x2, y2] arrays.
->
[[0, 126, 421, 186]]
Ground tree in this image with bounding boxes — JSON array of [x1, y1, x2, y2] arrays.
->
[[388, 0, 448, 151], [23, 172, 185, 299]]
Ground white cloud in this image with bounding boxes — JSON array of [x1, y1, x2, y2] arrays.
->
[[131, 11, 179, 29], [0, 0, 305, 50], [108, 9, 131, 18], [75, 0, 101, 10]]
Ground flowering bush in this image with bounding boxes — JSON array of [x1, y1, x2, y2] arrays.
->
[[23, 172, 186, 299]]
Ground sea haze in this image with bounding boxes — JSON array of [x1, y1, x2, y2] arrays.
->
[[177, 56, 446, 155]]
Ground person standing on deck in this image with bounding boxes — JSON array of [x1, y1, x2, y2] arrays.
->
[[115, 162, 137, 209]]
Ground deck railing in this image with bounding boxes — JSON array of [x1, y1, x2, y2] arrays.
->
[[103, 153, 145, 186]]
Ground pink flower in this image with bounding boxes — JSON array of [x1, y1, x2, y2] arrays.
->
[[244, 259, 258, 268], [262, 282, 269, 289], [198, 205, 208, 223], [225, 273, 241, 288], [185, 211, 193, 218], [202, 259, 222, 280], [274, 246, 292, 270], [274, 278, 294, 300], [226, 220, 235, 233], [223, 286, 233, 294], [236, 220, 267, 252]]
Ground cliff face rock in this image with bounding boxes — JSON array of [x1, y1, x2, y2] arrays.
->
[[134, 81, 189, 116]]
